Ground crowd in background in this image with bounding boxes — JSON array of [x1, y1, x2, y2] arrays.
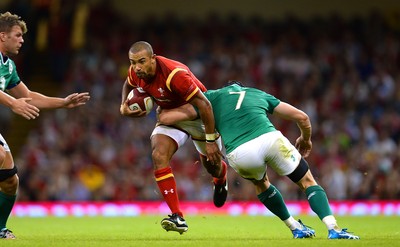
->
[[3, 1, 400, 202]]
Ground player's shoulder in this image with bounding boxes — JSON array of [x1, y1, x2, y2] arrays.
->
[[157, 55, 189, 72]]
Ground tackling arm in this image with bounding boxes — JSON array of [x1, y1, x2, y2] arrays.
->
[[189, 90, 222, 164], [158, 103, 197, 125], [189, 91, 216, 137]]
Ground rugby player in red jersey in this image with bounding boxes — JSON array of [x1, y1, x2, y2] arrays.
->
[[120, 41, 227, 234]]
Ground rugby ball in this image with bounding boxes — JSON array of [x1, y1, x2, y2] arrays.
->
[[126, 88, 154, 115]]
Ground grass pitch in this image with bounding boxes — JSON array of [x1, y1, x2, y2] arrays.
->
[[3, 215, 400, 246]]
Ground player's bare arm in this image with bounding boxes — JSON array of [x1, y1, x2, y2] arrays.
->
[[157, 103, 197, 125], [189, 91, 222, 164], [272, 102, 312, 157], [8, 82, 90, 110], [0, 89, 39, 120]]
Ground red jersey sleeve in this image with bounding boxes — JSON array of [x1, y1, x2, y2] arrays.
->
[[168, 69, 200, 102]]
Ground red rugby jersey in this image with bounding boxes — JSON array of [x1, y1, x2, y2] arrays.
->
[[127, 56, 206, 109]]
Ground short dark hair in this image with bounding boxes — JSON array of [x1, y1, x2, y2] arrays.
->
[[129, 41, 153, 56], [225, 80, 244, 87]]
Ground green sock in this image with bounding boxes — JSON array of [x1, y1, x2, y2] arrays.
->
[[305, 185, 333, 220], [0, 191, 16, 229], [257, 184, 290, 220]]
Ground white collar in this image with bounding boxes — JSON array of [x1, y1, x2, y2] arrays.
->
[[0, 52, 10, 65]]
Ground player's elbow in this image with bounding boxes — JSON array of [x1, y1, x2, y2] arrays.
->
[[297, 111, 309, 123], [296, 111, 311, 128]]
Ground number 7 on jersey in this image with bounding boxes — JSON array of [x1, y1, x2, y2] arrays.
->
[[229, 91, 246, 110]]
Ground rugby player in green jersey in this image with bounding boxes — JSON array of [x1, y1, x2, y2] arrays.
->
[[0, 12, 90, 239], [158, 81, 359, 239]]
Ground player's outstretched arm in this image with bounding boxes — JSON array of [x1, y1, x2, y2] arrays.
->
[[8, 81, 90, 109], [26, 90, 90, 109], [272, 102, 312, 157]]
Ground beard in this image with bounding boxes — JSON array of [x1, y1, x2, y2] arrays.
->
[[136, 72, 152, 80]]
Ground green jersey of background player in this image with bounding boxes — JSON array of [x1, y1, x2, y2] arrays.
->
[[159, 81, 360, 239]]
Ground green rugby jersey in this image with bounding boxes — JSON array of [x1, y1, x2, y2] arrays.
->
[[205, 84, 280, 153], [0, 52, 21, 92]]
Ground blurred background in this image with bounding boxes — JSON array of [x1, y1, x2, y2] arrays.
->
[[1, 0, 400, 203]]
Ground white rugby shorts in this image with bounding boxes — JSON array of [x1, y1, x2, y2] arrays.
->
[[226, 131, 301, 180]]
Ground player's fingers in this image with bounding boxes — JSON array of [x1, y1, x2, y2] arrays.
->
[[27, 110, 39, 119], [28, 106, 40, 115], [22, 111, 39, 120]]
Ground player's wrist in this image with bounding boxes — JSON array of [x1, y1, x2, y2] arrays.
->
[[206, 133, 217, 143]]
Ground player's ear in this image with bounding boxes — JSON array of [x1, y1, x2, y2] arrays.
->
[[0, 32, 6, 41]]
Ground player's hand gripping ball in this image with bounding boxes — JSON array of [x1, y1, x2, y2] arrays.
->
[[126, 88, 154, 115]]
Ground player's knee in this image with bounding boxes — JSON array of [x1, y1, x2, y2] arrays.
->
[[297, 170, 317, 190], [151, 149, 170, 168], [287, 158, 309, 183], [0, 174, 19, 195]]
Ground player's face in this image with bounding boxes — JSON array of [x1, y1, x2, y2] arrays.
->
[[129, 50, 156, 81], [0, 25, 24, 56]]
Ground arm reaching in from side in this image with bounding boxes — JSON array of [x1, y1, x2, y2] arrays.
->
[[272, 102, 312, 157], [8, 81, 90, 109], [189, 91, 222, 164], [157, 103, 198, 124], [4, 82, 90, 120]]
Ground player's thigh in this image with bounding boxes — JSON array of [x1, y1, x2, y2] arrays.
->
[[226, 141, 268, 180], [151, 125, 189, 148], [0, 135, 14, 169], [173, 119, 205, 140], [266, 131, 302, 176], [0, 141, 18, 191], [150, 125, 188, 164], [0, 150, 14, 170], [226, 131, 301, 180]]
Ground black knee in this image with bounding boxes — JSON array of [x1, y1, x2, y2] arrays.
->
[[0, 166, 18, 182], [287, 158, 309, 183]]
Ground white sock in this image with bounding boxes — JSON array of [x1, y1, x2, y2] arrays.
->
[[322, 215, 339, 230], [284, 216, 300, 230]]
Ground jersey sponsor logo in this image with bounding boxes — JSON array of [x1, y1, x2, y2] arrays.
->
[[158, 87, 165, 97], [307, 191, 316, 200], [268, 189, 277, 198], [0, 76, 5, 91], [164, 189, 174, 195], [9, 63, 13, 74], [176, 217, 186, 225]]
